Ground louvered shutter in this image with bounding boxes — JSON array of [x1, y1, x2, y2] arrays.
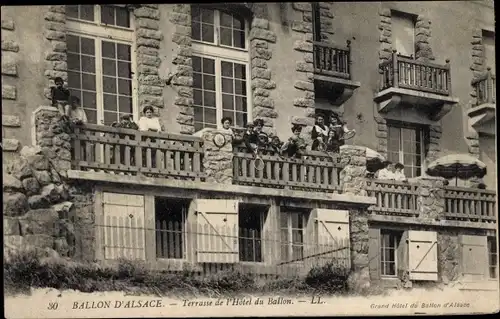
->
[[368, 228, 381, 280]]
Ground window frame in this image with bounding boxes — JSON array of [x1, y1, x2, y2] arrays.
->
[[487, 236, 498, 279], [66, 5, 133, 31], [280, 209, 307, 264], [380, 230, 399, 278], [386, 121, 428, 178], [191, 7, 252, 131], [390, 10, 417, 58], [238, 205, 265, 263], [154, 197, 188, 261], [66, 6, 138, 125]]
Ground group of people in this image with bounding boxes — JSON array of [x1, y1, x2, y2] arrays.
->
[[374, 161, 408, 182]]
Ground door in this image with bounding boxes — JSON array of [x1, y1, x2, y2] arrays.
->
[[460, 234, 488, 282], [314, 209, 350, 268]]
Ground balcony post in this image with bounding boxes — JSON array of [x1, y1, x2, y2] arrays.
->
[[486, 67, 493, 104], [201, 129, 234, 184], [392, 50, 399, 88], [412, 176, 446, 221], [445, 59, 451, 95], [134, 131, 143, 177], [346, 39, 352, 78]]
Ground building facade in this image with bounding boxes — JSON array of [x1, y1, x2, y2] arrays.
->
[[2, 2, 497, 291]]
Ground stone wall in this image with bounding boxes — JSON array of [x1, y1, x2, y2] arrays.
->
[[339, 145, 368, 196], [201, 129, 233, 184], [414, 16, 434, 61], [348, 209, 370, 293], [43, 5, 67, 99], [414, 176, 446, 221]]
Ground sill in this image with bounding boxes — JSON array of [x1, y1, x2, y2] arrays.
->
[[66, 18, 133, 32], [192, 40, 248, 52]]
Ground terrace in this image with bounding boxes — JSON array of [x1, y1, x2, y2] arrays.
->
[[69, 124, 497, 228], [468, 67, 496, 136], [375, 50, 459, 121]]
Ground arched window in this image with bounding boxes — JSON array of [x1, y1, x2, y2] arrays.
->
[[65, 5, 137, 125], [191, 6, 251, 131]]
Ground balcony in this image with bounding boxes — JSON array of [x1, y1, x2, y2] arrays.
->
[[375, 51, 459, 121], [468, 67, 496, 136], [313, 41, 360, 105]]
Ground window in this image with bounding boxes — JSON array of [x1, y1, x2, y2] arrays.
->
[[155, 197, 189, 259], [191, 6, 250, 131], [391, 11, 416, 58], [238, 204, 267, 262], [311, 2, 321, 42], [380, 230, 401, 277], [488, 237, 498, 279], [387, 122, 428, 178], [482, 30, 495, 70], [66, 5, 136, 125], [280, 208, 308, 263]]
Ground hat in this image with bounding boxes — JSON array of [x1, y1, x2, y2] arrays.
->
[[253, 118, 264, 127], [291, 124, 303, 132], [246, 122, 255, 128], [121, 114, 133, 120]]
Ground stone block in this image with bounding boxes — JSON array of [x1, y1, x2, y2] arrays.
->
[[2, 138, 20, 151], [253, 88, 270, 97], [51, 41, 67, 53], [171, 75, 193, 87], [137, 29, 163, 41], [136, 18, 160, 30], [3, 192, 29, 216], [291, 116, 315, 126], [292, 3, 312, 11], [294, 80, 314, 91], [293, 98, 314, 108], [22, 177, 41, 196], [249, 28, 276, 43], [176, 86, 194, 98], [169, 12, 189, 26], [293, 40, 313, 52], [1, 19, 14, 30], [253, 106, 278, 118], [4, 217, 20, 236], [251, 18, 269, 29], [251, 57, 268, 69], [176, 114, 193, 125], [253, 96, 274, 108], [251, 39, 268, 49], [139, 85, 163, 96], [251, 47, 272, 60], [178, 106, 194, 116], [135, 6, 160, 20], [137, 65, 159, 75], [2, 61, 17, 76], [2, 85, 16, 100], [251, 67, 272, 80], [136, 38, 160, 49], [251, 79, 276, 90], [172, 4, 190, 14], [291, 21, 313, 33], [139, 95, 164, 108], [296, 61, 314, 73], [174, 96, 193, 107]]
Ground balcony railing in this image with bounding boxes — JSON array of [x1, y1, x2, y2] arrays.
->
[[232, 147, 344, 193], [443, 186, 497, 223], [379, 50, 451, 96], [72, 124, 206, 181], [472, 67, 496, 105], [365, 179, 418, 217], [313, 41, 351, 79]]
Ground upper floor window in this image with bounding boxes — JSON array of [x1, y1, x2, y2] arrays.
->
[[191, 6, 250, 131], [65, 5, 136, 126], [387, 122, 428, 178], [482, 29, 495, 70], [391, 11, 416, 58]]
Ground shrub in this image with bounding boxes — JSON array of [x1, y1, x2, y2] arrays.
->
[[305, 262, 350, 293]]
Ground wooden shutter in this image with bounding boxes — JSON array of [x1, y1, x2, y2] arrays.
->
[[368, 228, 381, 280], [314, 209, 350, 268], [103, 192, 145, 260], [459, 235, 488, 282], [397, 231, 409, 278], [195, 199, 239, 263], [408, 230, 438, 281]]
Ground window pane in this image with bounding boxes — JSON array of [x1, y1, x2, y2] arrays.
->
[[117, 61, 132, 78], [117, 43, 131, 60], [291, 213, 299, 228], [81, 73, 96, 91], [104, 111, 118, 126], [221, 62, 233, 77], [235, 112, 247, 127], [82, 91, 96, 110], [292, 246, 303, 261], [220, 27, 232, 46], [85, 109, 97, 124], [193, 89, 202, 105], [233, 15, 244, 30], [118, 79, 131, 95], [222, 78, 233, 93], [220, 12, 233, 28], [102, 59, 116, 76], [193, 73, 202, 88], [201, 8, 214, 23], [119, 96, 132, 113], [68, 71, 81, 88], [81, 56, 95, 73], [115, 7, 130, 28], [103, 76, 116, 93], [280, 212, 288, 228], [70, 90, 82, 103], [67, 53, 80, 71], [66, 5, 79, 19], [201, 24, 214, 43], [192, 22, 201, 41], [103, 94, 117, 111], [191, 6, 200, 22], [80, 5, 95, 21], [281, 229, 289, 244], [204, 108, 216, 125], [202, 58, 215, 74], [102, 41, 116, 59], [234, 64, 246, 79], [234, 30, 245, 48], [222, 94, 233, 110], [194, 108, 204, 122], [203, 91, 215, 107], [194, 122, 204, 132], [292, 230, 303, 244], [235, 96, 246, 111], [203, 75, 215, 91], [80, 38, 95, 55], [192, 56, 202, 73], [234, 80, 246, 95], [281, 245, 289, 261], [67, 35, 80, 53], [100, 5, 115, 25], [223, 111, 234, 123]]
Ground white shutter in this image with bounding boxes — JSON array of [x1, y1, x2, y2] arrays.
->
[[392, 14, 415, 57], [459, 235, 488, 282], [103, 192, 145, 260], [314, 209, 350, 268], [195, 199, 239, 263], [407, 230, 438, 281]]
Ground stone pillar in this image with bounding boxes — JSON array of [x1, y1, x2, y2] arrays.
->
[[437, 231, 460, 284], [414, 16, 435, 61], [339, 145, 368, 196], [347, 209, 370, 293], [201, 129, 234, 184], [413, 176, 446, 221]]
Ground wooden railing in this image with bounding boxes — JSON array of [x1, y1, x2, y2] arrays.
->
[[72, 124, 206, 181], [232, 147, 344, 193], [313, 40, 351, 79], [472, 67, 496, 105], [443, 186, 497, 223], [379, 50, 451, 96], [365, 179, 419, 217]]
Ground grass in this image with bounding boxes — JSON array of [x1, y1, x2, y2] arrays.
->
[[4, 250, 384, 298]]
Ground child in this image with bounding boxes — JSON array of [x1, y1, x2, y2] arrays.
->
[[67, 96, 88, 126], [118, 114, 139, 130], [311, 113, 329, 151], [281, 124, 306, 158], [221, 116, 235, 141], [253, 118, 269, 149], [243, 122, 258, 154], [327, 113, 355, 153], [394, 163, 407, 182], [51, 77, 71, 119]]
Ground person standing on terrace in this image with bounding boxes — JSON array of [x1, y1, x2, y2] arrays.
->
[[376, 161, 396, 180], [50, 77, 71, 120], [138, 105, 164, 133], [311, 113, 329, 151], [394, 163, 408, 182], [221, 116, 236, 141], [280, 124, 306, 158]]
